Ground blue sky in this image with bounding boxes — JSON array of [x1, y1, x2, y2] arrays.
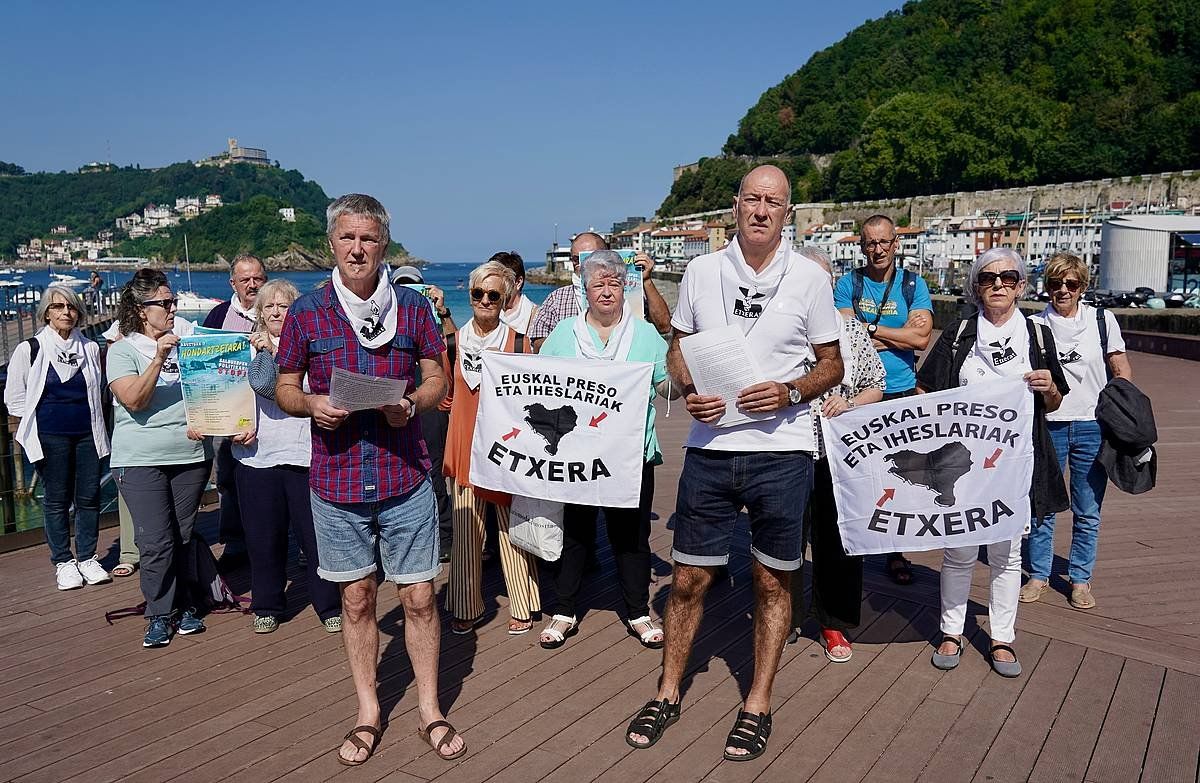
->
[[2, 0, 901, 263]]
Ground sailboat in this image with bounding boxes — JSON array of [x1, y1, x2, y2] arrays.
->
[[174, 234, 222, 320]]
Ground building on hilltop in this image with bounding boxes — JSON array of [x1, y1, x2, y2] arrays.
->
[[197, 137, 271, 168], [279, 207, 296, 222]]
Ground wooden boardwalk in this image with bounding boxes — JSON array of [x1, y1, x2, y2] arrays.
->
[[0, 349, 1198, 782]]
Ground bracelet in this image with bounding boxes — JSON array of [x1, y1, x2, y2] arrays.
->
[[404, 394, 418, 415], [437, 307, 451, 318]]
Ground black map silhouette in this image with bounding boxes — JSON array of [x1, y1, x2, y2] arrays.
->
[[523, 404, 578, 455], [885, 442, 974, 507]]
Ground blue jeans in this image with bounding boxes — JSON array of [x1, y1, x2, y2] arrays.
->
[[37, 433, 101, 565], [1028, 420, 1107, 584], [672, 449, 813, 571]]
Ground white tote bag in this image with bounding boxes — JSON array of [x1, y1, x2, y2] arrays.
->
[[508, 495, 565, 561]]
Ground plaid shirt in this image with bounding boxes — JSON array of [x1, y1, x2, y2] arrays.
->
[[275, 283, 446, 504], [526, 284, 580, 340]]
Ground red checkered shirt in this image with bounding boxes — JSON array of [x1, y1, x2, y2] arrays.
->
[[275, 283, 446, 504]]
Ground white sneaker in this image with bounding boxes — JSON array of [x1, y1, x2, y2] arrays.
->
[[55, 560, 84, 590], [76, 557, 111, 585]]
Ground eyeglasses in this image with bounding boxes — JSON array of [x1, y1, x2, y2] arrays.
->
[[141, 297, 179, 309], [862, 238, 896, 251], [470, 288, 503, 303], [47, 303, 80, 313], [1046, 278, 1082, 292], [976, 270, 1021, 289]]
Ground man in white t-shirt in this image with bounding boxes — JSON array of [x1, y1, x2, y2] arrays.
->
[[626, 165, 844, 760]]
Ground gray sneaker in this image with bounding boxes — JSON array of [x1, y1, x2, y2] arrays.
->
[[323, 616, 343, 634], [253, 615, 279, 634]]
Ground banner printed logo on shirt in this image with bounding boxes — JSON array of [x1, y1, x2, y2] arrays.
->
[[56, 350, 79, 367], [1058, 348, 1083, 365], [733, 286, 766, 319], [821, 378, 1034, 555], [469, 351, 652, 508], [988, 337, 1018, 366], [462, 350, 482, 375]]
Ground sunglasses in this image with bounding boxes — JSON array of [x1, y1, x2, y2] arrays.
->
[[976, 270, 1021, 289], [1046, 278, 1082, 292], [470, 288, 503, 303], [47, 302, 80, 313], [141, 297, 179, 309]]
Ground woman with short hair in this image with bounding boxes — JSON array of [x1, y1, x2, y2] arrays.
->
[[444, 260, 541, 635], [5, 285, 110, 591], [237, 278, 342, 634], [537, 249, 677, 649], [107, 269, 220, 649], [1025, 253, 1132, 610], [917, 248, 1069, 677]]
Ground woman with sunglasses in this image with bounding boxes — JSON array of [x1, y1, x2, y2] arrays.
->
[[1025, 253, 1132, 610], [444, 260, 541, 635], [916, 248, 1069, 677], [5, 285, 111, 592], [107, 269, 224, 649]]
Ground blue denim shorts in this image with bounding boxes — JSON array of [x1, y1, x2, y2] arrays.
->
[[671, 449, 813, 571], [310, 478, 440, 584]]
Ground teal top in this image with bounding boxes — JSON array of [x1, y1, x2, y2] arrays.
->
[[540, 316, 668, 465], [106, 339, 211, 468]]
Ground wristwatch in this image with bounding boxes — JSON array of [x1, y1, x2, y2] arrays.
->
[[787, 385, 802, 406], [437, 306, 451, 318], [403, 394, 418, 416], [866, 323, 879, 336]]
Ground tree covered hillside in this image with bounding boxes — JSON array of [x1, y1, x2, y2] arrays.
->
[[660, 0, 1200, 215], [0, 162, 330, 254]]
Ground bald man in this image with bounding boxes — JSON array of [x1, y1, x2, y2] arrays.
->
[[626, 165, 844, 761]]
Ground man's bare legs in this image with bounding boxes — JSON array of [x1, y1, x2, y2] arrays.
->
[[338, 577, 381, 764], [398, 580, 465, 757], [725, 560, 791, 757], [627, 563, 715, 745]]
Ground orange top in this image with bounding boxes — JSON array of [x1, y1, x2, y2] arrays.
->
[[442, 326, 518, 507]]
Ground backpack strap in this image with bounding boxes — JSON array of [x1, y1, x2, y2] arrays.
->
[[513, 333, 526, 354], [1030, 321, 1049, 369], [901, 268, 917, 310], [1096, 306, 1113, 381], [950, 319, 970, 353], [25, 336, 39, 364]]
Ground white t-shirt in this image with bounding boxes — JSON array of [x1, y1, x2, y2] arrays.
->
[[672, 241, 842, 453], [959, 310, 1032, 386], [1031, 304, 1125, 421]]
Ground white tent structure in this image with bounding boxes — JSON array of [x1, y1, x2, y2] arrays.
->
[[1099, 215, 1200, 292]]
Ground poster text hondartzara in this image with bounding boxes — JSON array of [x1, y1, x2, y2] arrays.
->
[[493, 372, 624, 412], [837, 401, 1022, 468]]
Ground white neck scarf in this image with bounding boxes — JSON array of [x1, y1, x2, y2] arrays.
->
[[1043, 303, 1088, 353], [964, 310, 1031, 382], [125, 331, 180, 384], [458, 319, 509, 391], [573, 303, 636, 361], [230, 295, 257, 326], [37, 326, 85, 383], [332, 265, 396, 349], [500, 294, 537, 332], [721, 237, 791, 334]]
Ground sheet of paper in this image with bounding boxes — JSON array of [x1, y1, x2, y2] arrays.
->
[[329, 366, 408, 412], [679, 325, 776, 428]]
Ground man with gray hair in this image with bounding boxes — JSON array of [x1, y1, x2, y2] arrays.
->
[[274, 194, 466, 765], [833, 213, 933, 586]]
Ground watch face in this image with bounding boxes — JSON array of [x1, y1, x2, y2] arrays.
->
[[789, 387, 802, 404]]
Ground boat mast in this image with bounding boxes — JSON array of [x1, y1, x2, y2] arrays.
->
[[184, 234, 193, 291]]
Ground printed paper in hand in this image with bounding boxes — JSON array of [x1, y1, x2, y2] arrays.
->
[[177, 333, 256, 436], [328, 366, 408, 412], [679, 325, 775, 428]]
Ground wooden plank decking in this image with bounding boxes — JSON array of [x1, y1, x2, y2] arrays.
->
[[0, 348, 1197, 782]]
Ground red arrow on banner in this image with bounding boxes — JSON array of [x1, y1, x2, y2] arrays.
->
[[983, 448, 1003, 468], [589, 412, 608, 427], [876, 488, 895, 507], [502, 427, 520, 441]]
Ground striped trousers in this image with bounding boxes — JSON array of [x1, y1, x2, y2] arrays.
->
[[446, 481, 541, 623]]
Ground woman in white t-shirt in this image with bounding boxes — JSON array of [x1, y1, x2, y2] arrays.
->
[[916, 248, 1070, 678], [1026, 253, 1132, 611]]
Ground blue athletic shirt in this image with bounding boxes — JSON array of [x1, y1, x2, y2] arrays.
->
[[833, 271, 932, 393]]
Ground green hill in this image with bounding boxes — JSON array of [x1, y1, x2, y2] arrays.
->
[[660, 0, 1200, 215], [0, 161, 331, 256]]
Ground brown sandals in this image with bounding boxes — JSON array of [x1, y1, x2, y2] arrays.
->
[[419, 719, 467, 761], [335, 725, 382, 766]]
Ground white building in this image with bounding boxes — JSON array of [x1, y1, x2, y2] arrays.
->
[[1099, 215, 1200, 292], [279, 207, 296, 223]]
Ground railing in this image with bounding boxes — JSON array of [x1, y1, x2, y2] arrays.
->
[[0, 284, 122, 366]]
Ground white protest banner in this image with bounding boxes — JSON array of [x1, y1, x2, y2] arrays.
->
[[469, 351, 652, 508], [822, 377, 1034, 555]]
